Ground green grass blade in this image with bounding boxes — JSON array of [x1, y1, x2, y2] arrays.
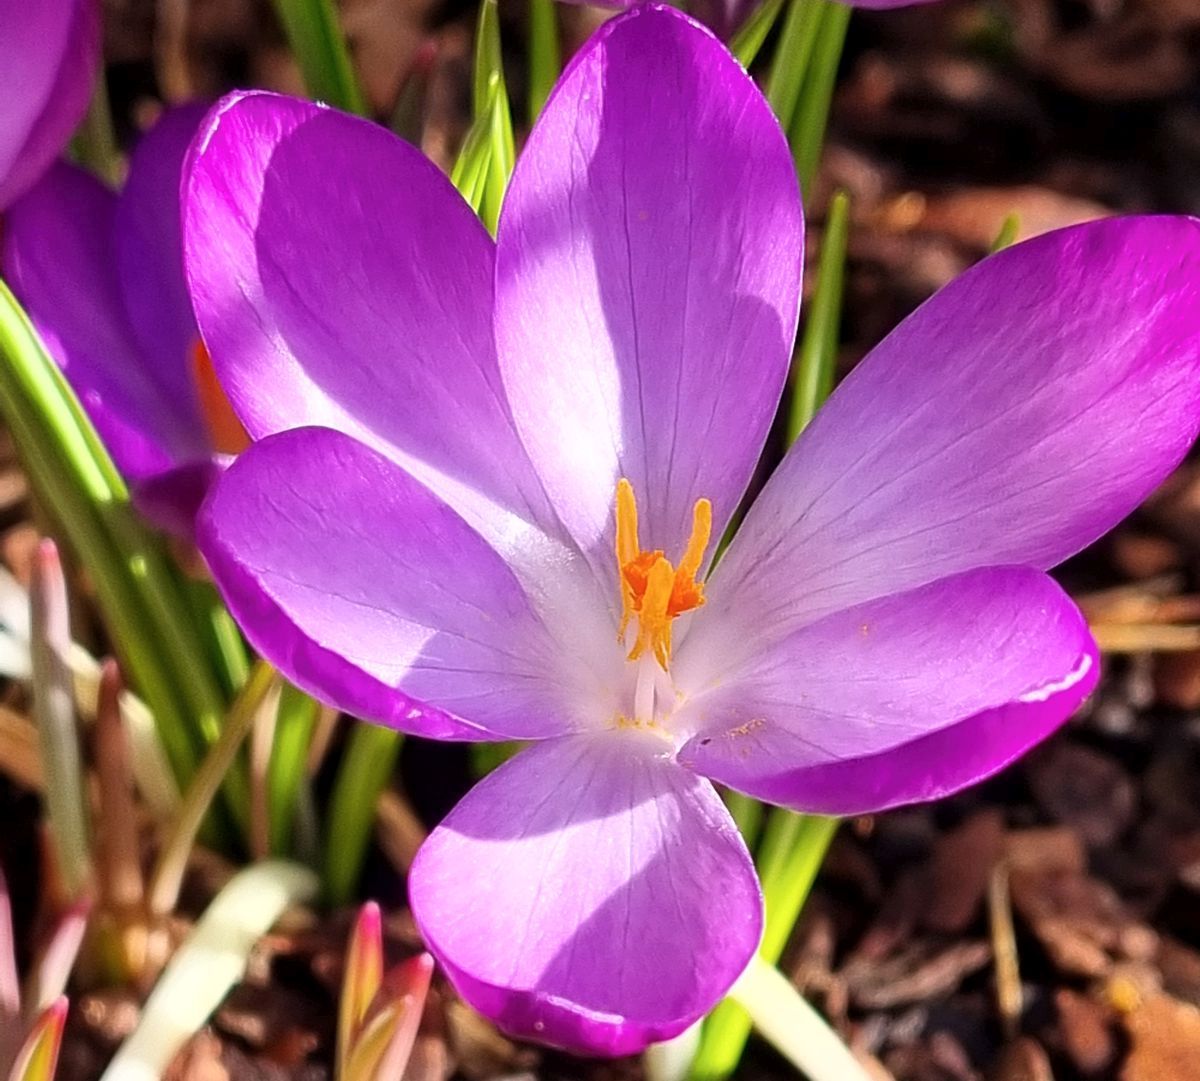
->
[[730, 0, 787, 69], [789, 2, 850, 195], [528, 0, 560, 124], [322, 723, 402, 905], [270, 0, 366, 115], [690, 815, 838, 1080], [990, 212, 1020, 252], [0, 283, 242, 842], [470, 0, 514, 234], [267, 683, 320, 855], [765, 0, 824, 133], [787, 189, 850, 443]]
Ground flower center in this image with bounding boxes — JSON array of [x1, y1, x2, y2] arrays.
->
[[190, 340, 251, 455], [615, 477, 712, 671]]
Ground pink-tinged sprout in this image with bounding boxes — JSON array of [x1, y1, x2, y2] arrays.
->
[[5, 997, 67, 1081], [338, 904, 432, 1081], [338, 902, 384, 1078], [0, 0, 99, 210], [0, 871, 86, 1081], [0, 105, 248, 540], [185, 2, 1200, 1057]]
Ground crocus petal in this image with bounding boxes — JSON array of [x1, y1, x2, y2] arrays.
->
[[494, 4, 802, 574], [0, 0, 99, 208], [409, 731, 761, 1055], [677, 567, 1098, 815], [133, 459, 229, 541], [184, 90, 562, 562], [693, 217, 1200, 667], [198, 426, 617, 741], [114, 103, 210, 405], [2, 163, 208, 480]]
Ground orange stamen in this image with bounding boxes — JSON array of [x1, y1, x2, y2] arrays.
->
[[614, 478, 712, 668], [190, 340, 250, 455]]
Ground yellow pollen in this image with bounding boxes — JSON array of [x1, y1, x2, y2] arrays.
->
[[614, 478, 712, 669]]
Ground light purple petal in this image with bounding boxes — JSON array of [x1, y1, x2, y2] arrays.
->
[[678, 567, 1098, 814], [409, 731, 761, 1055], [494, 3, 802, 579], [198, 426, 612, 741], [114, 103, 210, 407], [693, 217, 1200, 669], [2, 163, 208, 480], [184, 91, 561, 557], [0, 0, 98, 208]]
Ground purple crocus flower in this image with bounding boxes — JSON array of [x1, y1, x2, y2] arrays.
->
[[184, 4, 1200, 1057], [2, 105, 246, 537], [0, 0, 99, 209]]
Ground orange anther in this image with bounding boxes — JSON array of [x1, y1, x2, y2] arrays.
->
[[614, 479, 712, 668]]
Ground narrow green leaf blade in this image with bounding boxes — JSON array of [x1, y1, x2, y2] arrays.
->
[[788, 189, 850, 443], [730, 0, 788, 70], [528, 0, 560, 124], [765, 0, 824, 133], [322, 723, 402, 905], [270, 0, 366, 115], [789, 1, 851, 195]]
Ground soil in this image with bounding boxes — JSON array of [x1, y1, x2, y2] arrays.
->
[[5, 0, 1200, 1078]]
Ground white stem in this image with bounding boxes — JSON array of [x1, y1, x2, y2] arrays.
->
[[99, 861, 318, 1081], [727, 955, 873, 1081], [643, 1022, 702, 1081]]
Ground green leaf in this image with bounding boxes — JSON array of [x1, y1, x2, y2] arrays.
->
[[789, 1, 850, 195], [322, 723, 402, 905], [267, 683, 320, 855], [787, 189, 850, 443], [690, 815, 838, 1081], [468, 0, 515, 234], [0, 282, 244, 843], [147, 662, 281, 918], [450, 99, 496, 216], [528, 0, 560, 125], [765, 0, 825, 134], [730, 0, 788, 70], [270, 0, 366, 115], [990, 212, 1020, 253]]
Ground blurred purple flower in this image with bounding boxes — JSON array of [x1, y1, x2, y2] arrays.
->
[[0, 0, 99, 209], [184, 3, 1200, 1058], [2, 105, 246, 537]]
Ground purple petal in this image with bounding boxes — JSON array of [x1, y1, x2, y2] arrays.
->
[[184, 91, 557, 553], [677, 567, 1098, 815], [0, 0, 99, 208], [409, 731, 761, 1055], [494, 3, 802, 575], [114, 103, 210, 407], [198, 426, 612, 741], [133, 459, 229, 541], [2, 163, 208, 480], [697, 217, 1200, 657]]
